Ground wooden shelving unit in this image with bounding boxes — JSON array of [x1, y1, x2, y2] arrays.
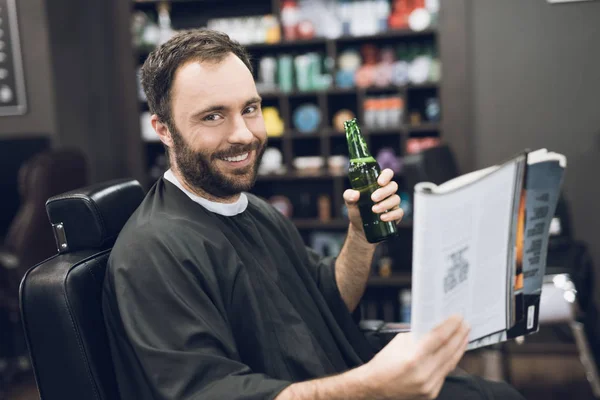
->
[[291, 218, 412, 230], [133, 0, 443, 317]]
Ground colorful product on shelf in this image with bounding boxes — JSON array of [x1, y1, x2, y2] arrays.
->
[[405, 137, 441, 154], [399, 289, 412, 323], [376, 148, 403, 174], [258, 147, 285, 175], [333, 109, 356, 132], [277, 55, 294, 93], [136, 67, 146, 102], [293, 156, 325, 173], [336, 50, 361, 88], [425, 97, 441, 122], [408, 53, 431, 84], [297, 19, 316, 40], [388, 0, 435, 31], [408, 6, 432, 32], [263, 107, 285, 137], [363, 96, 404, 130], [207, 15, 281, 45], [294, 53, 331, 91], [327, 155, 349, 174], [409, 110, 422, 125], [355, 44, 378, 88], [131, 11, 160, 53], [281, 0, 301, 41], [399, 191, 413, 220], [293, 103, 322, 133], [140, 112, 159, 142], [157, 2, 175, 45], [318, 195, 332, 222], [269, 195, 293, 217], [262, 52, 331, 93], [337, 41, 439, 90], [373, 47, 395, 87], [257, 57, 277, 93], [388, 0, 411, 29], [392, 59, 410, 86]]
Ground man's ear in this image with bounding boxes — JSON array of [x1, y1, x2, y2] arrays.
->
[[151, 115, 174, 149]]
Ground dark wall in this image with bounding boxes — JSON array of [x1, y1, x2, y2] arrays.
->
[[45, 0, 146, 184], [0, 0, 55, 235], [0, 0, 146, 235], [469, 0, 600, 265], [0, 0, 56, 137]]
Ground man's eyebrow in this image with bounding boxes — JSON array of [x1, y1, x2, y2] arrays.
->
[[244, 96, 263, 108]]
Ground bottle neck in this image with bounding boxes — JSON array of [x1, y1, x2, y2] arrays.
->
[[346, 124, 372, 161]]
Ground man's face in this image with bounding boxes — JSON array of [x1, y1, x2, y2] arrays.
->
[[168, 53, 267, 199]]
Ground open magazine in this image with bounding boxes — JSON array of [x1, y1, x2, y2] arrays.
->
[[410, 148, 566, 350]]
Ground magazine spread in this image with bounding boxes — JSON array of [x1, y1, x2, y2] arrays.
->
[[410, 149, 566, 350]]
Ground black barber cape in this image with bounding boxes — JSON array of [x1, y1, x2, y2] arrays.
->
[[102, 177, 376, 400]]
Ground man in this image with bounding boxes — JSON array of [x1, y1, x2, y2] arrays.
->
[[102, 29, 525, 399]]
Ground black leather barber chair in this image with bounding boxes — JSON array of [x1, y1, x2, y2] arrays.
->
[[19, 179, 145, 399], [20, 178, 408, 399]]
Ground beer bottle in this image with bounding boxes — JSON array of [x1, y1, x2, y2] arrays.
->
[[345, 118, 398, 243]]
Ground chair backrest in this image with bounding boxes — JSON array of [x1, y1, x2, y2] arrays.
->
[[402, 144, 460, 192], [20, 179, 145, 400]]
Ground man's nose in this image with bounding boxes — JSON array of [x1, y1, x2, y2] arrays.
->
[[228, 116, 254, 144]]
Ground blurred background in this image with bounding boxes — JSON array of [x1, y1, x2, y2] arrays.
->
[[0, 0, 599, 398]]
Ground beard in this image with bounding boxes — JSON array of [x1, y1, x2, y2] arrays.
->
[[170, 128, 266, 199]]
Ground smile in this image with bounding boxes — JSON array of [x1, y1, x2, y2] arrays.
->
[[221, 152, 250, 162]]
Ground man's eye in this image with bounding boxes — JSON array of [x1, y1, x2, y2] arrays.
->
[[244, 105, 259, 114], [203, 114, 223, 122]]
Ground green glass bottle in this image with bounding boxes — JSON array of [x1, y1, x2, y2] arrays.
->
[[345, 118, 398, 244]]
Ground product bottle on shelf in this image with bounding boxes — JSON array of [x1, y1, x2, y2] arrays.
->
[[345, 118, 398, 243]]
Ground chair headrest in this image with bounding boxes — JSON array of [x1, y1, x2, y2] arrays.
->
[[45, 179, 145, 253]]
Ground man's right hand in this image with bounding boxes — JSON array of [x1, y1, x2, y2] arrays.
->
[[362, 315, 470, 400], [276, 315, 469, 400]]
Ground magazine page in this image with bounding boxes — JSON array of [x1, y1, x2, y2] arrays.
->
[[411, 158, 522, 344]]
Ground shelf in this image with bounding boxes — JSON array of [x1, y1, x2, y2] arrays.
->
[[292, 219, 349, 230], [366, 127, 404, 136], [247, 29, 437, 51], [258, 84, 439, 99], [292, 219, 413, 230], [288, 131, 322, 139], [256, 171, 346, 181], [406, 123, 442, 133], [246, 38, 327, 51], [367, 273, 412, 288], [336, 28, 437, 42], [322, 127, 402, 136]]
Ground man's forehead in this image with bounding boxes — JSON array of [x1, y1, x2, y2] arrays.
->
[[172, 57, 255, 104]]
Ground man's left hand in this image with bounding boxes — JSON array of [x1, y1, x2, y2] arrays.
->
[[343, 168, 404, 241]]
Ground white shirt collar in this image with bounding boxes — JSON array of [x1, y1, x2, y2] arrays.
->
[[163, 169, 248, 216]]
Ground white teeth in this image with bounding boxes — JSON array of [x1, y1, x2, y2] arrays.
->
[[223, 152, 249, 162]]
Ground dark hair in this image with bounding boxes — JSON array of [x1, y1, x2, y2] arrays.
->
[[140, 29, 253, 131]]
